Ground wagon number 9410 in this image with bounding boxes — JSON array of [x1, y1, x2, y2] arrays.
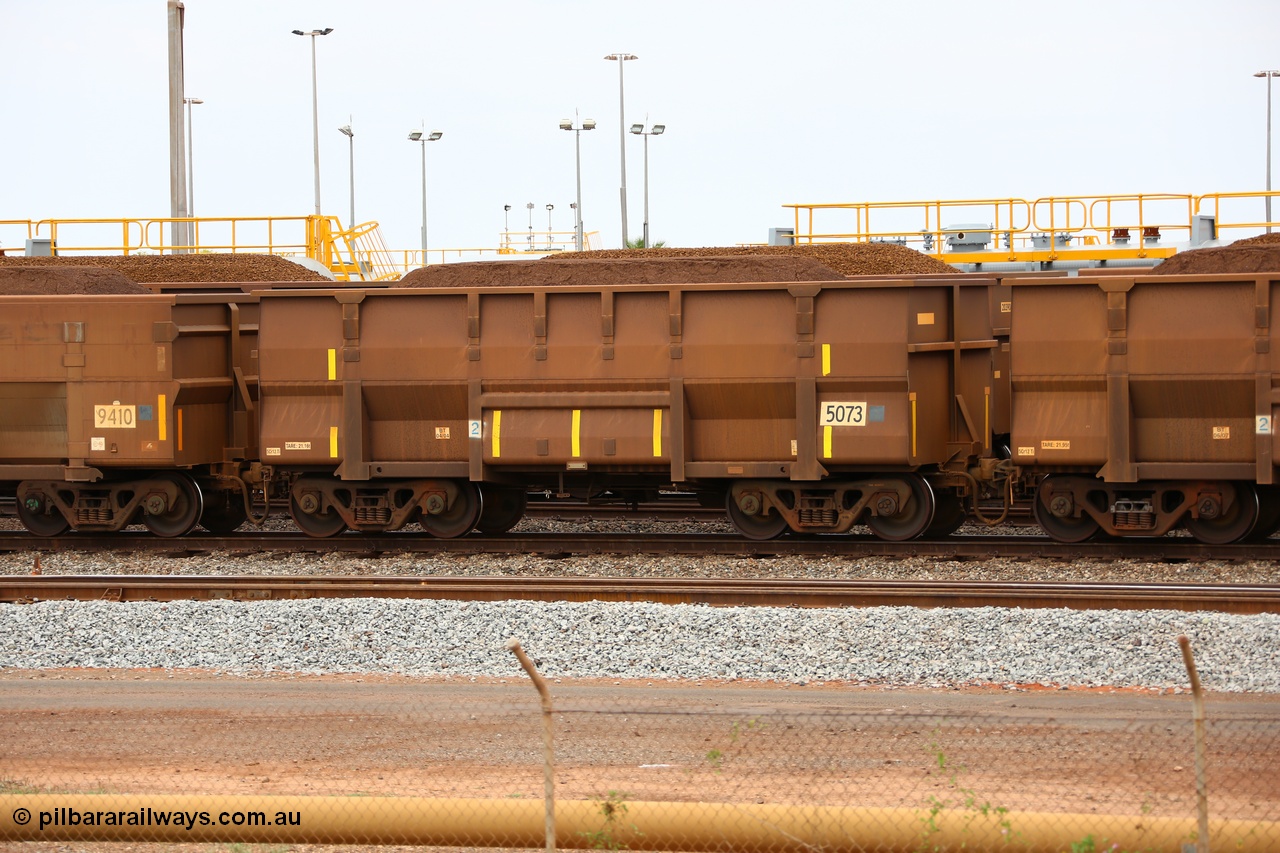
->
[[95, 405, 136, 429], [820, 401, 867, 427]]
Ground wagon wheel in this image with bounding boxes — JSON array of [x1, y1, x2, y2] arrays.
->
[[141, 472, 204, 538], [1184, 483, 1259, 545], [1246, 485, 1280, 542], [1032, 485, 1100, 543], [420, 482, 481, 539], [474, 486, 527, 534], [199, 489, 248, 534], [922, 491, 967, 538], [725, 492, 790, 541], [289, 493, 348, 538], [16, 489, 70, 537], [866, 475, 936, 541]]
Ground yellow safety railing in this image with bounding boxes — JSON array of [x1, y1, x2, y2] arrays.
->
[[783, 191, 1280, 264], [1195, 191, 1280, 233], [497, 228, 595, 255], [0, 217, 605, 280]]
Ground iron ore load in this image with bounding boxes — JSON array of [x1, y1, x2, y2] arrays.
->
[[2, 247, 1280, 544]]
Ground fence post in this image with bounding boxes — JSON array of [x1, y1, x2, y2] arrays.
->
[[1178, 635, 1210, 853], [507, 638, 555, 853]]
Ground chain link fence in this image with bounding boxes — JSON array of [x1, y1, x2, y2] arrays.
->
[[0, 643, 1277, 851]]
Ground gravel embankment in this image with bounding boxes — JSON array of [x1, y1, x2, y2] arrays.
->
[[1, 517, 1279, 692], [1, 596, 1277, 692]]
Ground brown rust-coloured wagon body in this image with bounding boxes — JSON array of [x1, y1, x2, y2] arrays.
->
[[0, 294, 260, 536], [1009, 272, 1280, 543], [257, 277, 1002, 539]]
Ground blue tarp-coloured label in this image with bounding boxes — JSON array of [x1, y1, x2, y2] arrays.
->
[[137, 406, 153, 421], [868, 406, 885, 423]]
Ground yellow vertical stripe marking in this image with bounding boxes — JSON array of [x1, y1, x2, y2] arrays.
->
[[821, 343, 831, 377], [492, 410, 501, 458], [177, 407, 184, 452], [910, 393, 918, 458], [327, 349, 336, 381], [572, 409, 582, 457], [653, 409, 663, 457], [984, 386, 991, 450], [329, 426, 339, 459], [823, 425, 832, 459], [157, 394, 167, 441]]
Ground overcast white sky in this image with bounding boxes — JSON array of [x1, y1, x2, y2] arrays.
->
[[4, 0, 1280, 257]]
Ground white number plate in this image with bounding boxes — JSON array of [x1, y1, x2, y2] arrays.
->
[[94, 405, 136, 429], [820, 401, 867, 427]]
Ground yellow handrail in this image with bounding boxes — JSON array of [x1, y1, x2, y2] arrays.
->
[[0, 216, 604, 280], [783, 190, 1279, 261]]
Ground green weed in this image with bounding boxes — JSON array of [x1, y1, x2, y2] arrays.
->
[[580, 790, 640, 851]]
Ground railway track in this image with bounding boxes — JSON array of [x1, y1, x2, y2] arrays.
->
[[2, 574, 1278, 614], [2, 529, 1280, 561]]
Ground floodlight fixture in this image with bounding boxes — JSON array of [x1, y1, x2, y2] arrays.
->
[[629, 123, 667, 248], [1256, 71, 1280, 232], [292, 27, 335, 215], [408, 126, 444, 257]]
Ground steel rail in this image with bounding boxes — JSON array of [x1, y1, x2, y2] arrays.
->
[[1, 574, 1278, 613], [2, 530, 1280, 562]]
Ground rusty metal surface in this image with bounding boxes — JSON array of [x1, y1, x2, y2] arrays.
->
[[0, 293, 259, 476], [255, 277, 1002, 489], [2, 572, 1277, 613], [1008, 271, 1280, 480]]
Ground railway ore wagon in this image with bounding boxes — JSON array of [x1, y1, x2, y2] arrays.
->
[[0, 293, 261, 536], [1009, 271, 1280, 543], [256, 276, 1004, 539]]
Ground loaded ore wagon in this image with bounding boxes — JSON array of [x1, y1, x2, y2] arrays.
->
[[256, 276, 1006, 539], [1009, 271, 1280, 543], [0, 292, 261, 536]]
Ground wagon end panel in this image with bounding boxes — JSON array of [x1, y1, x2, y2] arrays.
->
[[1127, 280, 1258, 469], [258, 293, 348, 468], [1008, 281, 1110, 467], [358, 292, 470, 468], [0, 295, 246, 476], [811, 287, 910, 466]]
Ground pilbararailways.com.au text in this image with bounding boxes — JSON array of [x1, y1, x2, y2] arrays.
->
[[32, 806, 301, 831]]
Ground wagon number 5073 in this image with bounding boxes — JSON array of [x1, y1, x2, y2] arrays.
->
[[820, 402, 867, 427]]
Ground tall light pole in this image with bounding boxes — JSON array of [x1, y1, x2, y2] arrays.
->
[[630, 122, 665, 249], [546, 204, 555, 249], [604, 53, 637, 247], [338, 123, 354, 228], [408, 128, 443, 263], [560, 115, 596, 252], [292, 28, 333, 216], [503, 204, 512, 250], [1256, 70, 1280, 234], [526, 202, 535, 250], [167, 0, 187, 252], [183, 97, 202, 236]]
